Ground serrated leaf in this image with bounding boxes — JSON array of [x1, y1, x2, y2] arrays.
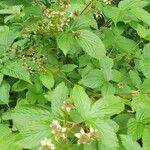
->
[[131, 93, 150, 111], [112, 70, 123, 82], [113, 35, 137, 52], [99, 57, 114, 81], [11, 105, 52, 129], [2, 60, 31, 83], [139, 58, 150, 79], [0, 81, 10, 105], [51, 82, 68, 116], [0, 134, 21, 150], [15, 123, 51, 149], [0, 124, 11, 140], [93, 119, 119, 148], [142, 79, 150, 92], [12, 80, 28, 92], [103, 6, 120, 24], [76, 30, 106, 59], [0, 73, 4, 85], [89, 95, 124, 119], [127, 118, 144, 140], [40, 71, 54, 90], [79, 69, 104, 88], [0, 26, 17, 48], [71, 85, 92, 119], [136, 24, 150, 41], [136, 105, 150, 124], [142, 126, 150, 150], [101, 82, 116, 96], [119, 0, 150, 10], [120, 135, 143, 150], [56, 32, 74, 55], [0, 5, 21, 14], [114, 113, 134, 134], [143, 43, 150, 58], [131, 7, 150, 26], [129, 70, 141, 88], [61, 64, 78, 73]]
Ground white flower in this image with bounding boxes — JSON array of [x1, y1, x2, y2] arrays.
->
[[39, 138, 55, 150], [75, 128, 91, 145], [52, 127, 67, 140], [89, 127, 98, 140], [103, 0, 112, 5], [50, 120, 61, 129], [62, 100, 75, 112], [94, 11, 103, 18]]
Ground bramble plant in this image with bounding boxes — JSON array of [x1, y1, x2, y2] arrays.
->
[[0, 0, 150, 149]]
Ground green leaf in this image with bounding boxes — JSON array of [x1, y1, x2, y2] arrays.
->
[[129, 70, 141, 88], [127, 118, 144, 140], [12, 80, 28, 92], [51, 82, 68, 116], [93, 119, 119, 148], [131, 93, 150, 111], [0, 5, 21, 14], [0, 124, 20, 150], [112, 70, 123, 82], [142, 79, 150, 92], [0, 26, 17, 48], [11, 105, 52, 129], [139, 58, 150, 79], [99, 57, 114, 81], [71, 85, 92, 119], [61, 64, 78, 73], [114, 113, 134, 134], [2, 60, 31, 83], [0, 124, 11, 140], [131, 7, 150, 26], [0, 134, 21, 150], [79, 69, 104, 88], [40, 71, 54, 90], [143, 43, 150, 58], [119, 0, 150, 10], [113, 35, 137, 52], [136, 24, 150, 41], [56, 32, 74, 55], [120, 135, 143, 150], [142, 126, 150, 150], [136, 105, 150, 124], [89, 95, 124, 119], [0, 73, 4, 85], [103, 6, 120, 24], [101, 82, 116, 96], [15, 123, 51, 149], [76, 30, 106, 59], [0, 81, 10, 105]]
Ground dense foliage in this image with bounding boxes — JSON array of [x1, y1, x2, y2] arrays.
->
[[0, 0, 150, 149]]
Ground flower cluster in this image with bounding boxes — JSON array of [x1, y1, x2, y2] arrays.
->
[[70, 11, 80, 19], [58, 1, 70, 9], [16, 46, 47, 74], [75, 127, 98, 145], [62, 100, 75, 112], [50, 120, 67, 140], [43, 0, 71, 32], [39, 138, 55, 150]]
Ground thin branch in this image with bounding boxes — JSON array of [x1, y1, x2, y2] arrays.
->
[[80, 1, 92, 15]]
